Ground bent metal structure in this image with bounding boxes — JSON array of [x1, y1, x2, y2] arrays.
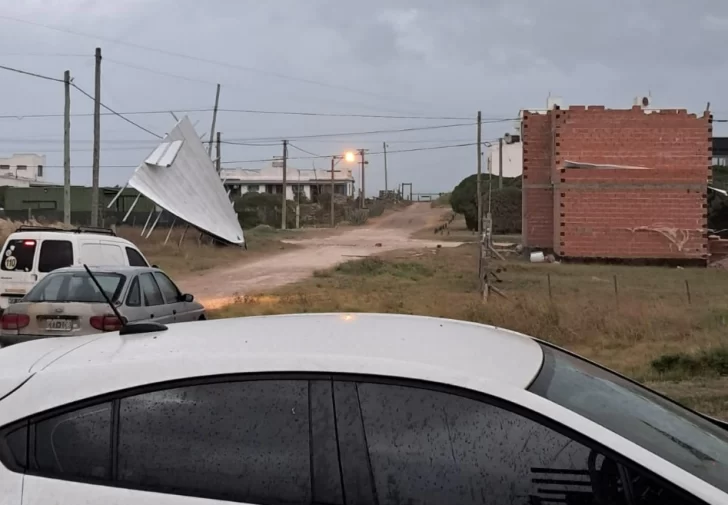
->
[[110, 116, 245, 246]]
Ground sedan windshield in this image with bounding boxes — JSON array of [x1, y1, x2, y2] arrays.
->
[[25, 272, 126, 303], [529, 344, 728, 494]]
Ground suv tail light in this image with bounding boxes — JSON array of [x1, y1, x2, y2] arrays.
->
[[1, 313, 30, 330], [90, 315, 124, 332]]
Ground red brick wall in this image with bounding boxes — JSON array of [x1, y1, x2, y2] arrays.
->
[[522, 111, 554, 248], [522, 105, 711, 260]]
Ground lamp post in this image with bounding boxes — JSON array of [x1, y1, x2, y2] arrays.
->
[[330, 152, 355, 227]]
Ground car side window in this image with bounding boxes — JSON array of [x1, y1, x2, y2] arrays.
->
[[125, 247, 148, 267], [117, 379, 339, 504], [1, 239, 36, 272], [126, 277, 141, 307], [152, 272, 180, 304], [138, 273, 164, 306], [38, 240, 73, 273], [33, 403, 112, 481], [338, 381, 700, 505]]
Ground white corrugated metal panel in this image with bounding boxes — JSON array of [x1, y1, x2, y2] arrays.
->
[[128, 116, 244, 245]]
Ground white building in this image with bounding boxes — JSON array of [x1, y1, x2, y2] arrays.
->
[[486, 138, 523, 178], [221, 162, 355, 201], [0, 154, 46, 186]]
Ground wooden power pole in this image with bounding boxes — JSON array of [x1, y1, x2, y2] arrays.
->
[[63, 70, 71, 225], [281, 140, 288, 229], [91, 47, 101, 227], [215, 132, 221, 173], [358, 149, 368, 208], [498, 136, 504, 189], [383, 142, 388, 193], [476, 111, 482, 235], [330, 157, 337, 228], [207, 84, 221, 156]]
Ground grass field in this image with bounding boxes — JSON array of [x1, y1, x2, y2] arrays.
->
[[214, 242, 728, 419]]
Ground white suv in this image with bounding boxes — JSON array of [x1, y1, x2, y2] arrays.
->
[[0, 226, 149, 311]]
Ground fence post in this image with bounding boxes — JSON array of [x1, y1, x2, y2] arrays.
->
[[685, 279, 692, 305], [613, 275, 619, 309]]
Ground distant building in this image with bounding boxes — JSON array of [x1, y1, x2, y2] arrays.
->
[[712, 137, 728, 166], [486, 136, 522, 178], [0, 153, 46, 185], [221, 162, 355, 200]]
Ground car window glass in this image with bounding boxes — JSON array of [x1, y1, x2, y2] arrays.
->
[[33, 403, 111, 481], [139, 273, 164, 306], [348, 381, 695, 505], [1, 239, 36, 272], [529, 345, 728, 495], [125, 247, 148, 267], [126, 277, 141, 307], [118, 380, 314, 504], [27, 274, 65, 301], [38, 240, 73, 273], [4, 425, 27, 470], [153, 272, 180, 304]]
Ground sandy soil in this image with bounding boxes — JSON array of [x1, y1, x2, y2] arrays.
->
[[180, 204, 461, 309]]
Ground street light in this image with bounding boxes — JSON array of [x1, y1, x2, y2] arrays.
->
[[330, 152, 355, 227]]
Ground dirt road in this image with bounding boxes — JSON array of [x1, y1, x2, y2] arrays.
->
[[181, 204, 461, 309]]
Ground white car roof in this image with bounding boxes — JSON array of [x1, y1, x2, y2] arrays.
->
[[0, 313, 543, 425]]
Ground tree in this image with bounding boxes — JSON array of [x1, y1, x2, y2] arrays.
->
[[450, 174, 522, 232]]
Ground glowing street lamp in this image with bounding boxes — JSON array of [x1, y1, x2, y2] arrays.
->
[[330, 151, 356, 227]]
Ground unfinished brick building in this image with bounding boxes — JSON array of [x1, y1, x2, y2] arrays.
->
[[521, 105, 711, 262]]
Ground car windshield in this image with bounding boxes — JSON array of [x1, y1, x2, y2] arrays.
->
[[25, 272, 126, 303], [529, 344, 728, 494]]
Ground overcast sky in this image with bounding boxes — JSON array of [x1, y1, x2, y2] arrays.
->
[[0, 0, 727, 195]]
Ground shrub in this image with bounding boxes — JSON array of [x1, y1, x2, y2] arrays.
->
[[451, 174, 522, 232]]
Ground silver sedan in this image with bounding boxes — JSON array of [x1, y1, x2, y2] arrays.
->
[[0, 265, 205, 347]]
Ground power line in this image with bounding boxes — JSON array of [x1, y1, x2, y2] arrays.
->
[[0, 106, 493, 121], [71, 83, 162, 139], [0, 14, 432, 108], [288, 143, 322, 157], [0, 63, 64, 83]]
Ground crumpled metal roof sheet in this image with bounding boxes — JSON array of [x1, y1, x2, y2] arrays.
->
[[128, 116, 244, 245]]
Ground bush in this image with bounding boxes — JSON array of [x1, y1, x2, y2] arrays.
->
[[233, 192, 296, 229], [450, 174, 522, 232], [651, 347, 728, 378]]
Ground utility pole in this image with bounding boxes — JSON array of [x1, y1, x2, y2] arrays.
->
[[63, 70, 71, 225], [207, 83, 221, 156], [358, 149, 368, 208], [476, 111, 482, 235], [498, 136, 503, 189], [215, 132, 221, 173], [330, 157, 337, 228], [91, 47, 101, 227], [281, 140, 288, 229], [383, 142, 388, 194]]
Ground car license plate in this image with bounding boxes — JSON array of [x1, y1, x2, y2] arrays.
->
[[7, 297, 22, 305], [45, 319, 73, 332]]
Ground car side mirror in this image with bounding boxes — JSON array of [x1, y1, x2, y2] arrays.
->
[[181, 293, 194, 303]]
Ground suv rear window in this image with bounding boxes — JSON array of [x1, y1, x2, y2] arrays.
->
[[1, 239, 37, 272], [38, 240, 73, 273], [125, 247, 148, 267]]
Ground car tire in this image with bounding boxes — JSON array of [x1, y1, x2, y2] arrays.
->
[[198, 314, 206, 321]]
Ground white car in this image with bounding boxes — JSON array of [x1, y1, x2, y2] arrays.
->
[[0, 314, 726, 505], [0, 226, 150, 311]]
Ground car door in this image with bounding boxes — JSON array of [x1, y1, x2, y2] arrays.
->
[[14, 375, 342, 505], [152, 271, 199, 322], [0, 237, 39, 309], [137, 273, 174, 324], [330, 378, 711, 505]]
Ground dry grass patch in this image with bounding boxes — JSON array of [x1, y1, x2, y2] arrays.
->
[[214, 243, 728, 419]]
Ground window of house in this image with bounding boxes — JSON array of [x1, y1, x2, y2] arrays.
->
[[125, 247, 148, 267], [38, 240, 73, 273], [22, 200, 57, 210], [343, 380, 697, 505], [0, 165, 8, 170], [247, 184, 260, 192], [16, 165, 27, 171], [37, 165, 43, 177]]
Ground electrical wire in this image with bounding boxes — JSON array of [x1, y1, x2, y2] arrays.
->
[[0, 63, 64, 83], [0, 107, 507, 122], [288, 143, 322, 157], [0, 14, 433, 108], [70, 83, 163, 139]]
